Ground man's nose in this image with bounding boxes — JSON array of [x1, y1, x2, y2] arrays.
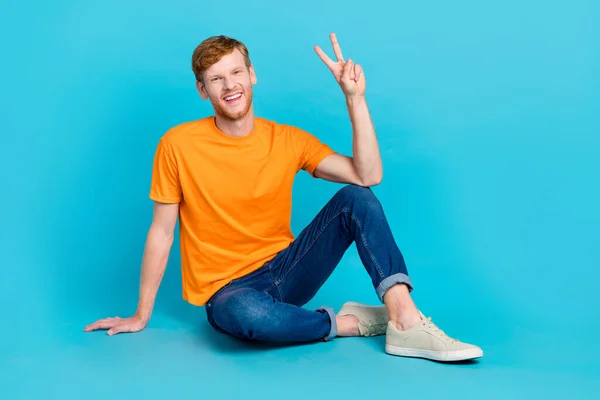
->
[[223, 76, 235, 90]]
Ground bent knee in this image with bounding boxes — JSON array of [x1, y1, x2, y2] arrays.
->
[[336, 184, 381, 211]]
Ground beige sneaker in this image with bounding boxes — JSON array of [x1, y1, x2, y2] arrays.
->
[[386, 314, 483, 361], [337, 302, 389, 336]]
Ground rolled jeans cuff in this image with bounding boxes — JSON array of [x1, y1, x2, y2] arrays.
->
[[317, 306, 337, 341], [376, 273, 414, 303]]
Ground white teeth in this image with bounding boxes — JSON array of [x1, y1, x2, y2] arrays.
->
[[225, 93, 242, 101]]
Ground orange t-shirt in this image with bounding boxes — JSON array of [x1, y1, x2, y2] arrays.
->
[[149, 116, 336, 306]]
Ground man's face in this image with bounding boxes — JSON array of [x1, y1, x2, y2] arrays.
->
[[197, 49, 257, 121]]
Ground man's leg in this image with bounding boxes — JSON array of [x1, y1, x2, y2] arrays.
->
[[206, 184, 482, 359], [267, 184, 422, 335], [206, 284, 336, 343], [269, 184, 482, 360]]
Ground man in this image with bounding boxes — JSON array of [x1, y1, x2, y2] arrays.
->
[[84, 33, 483, 362]]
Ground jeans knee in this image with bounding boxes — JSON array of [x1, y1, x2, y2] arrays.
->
[[210, 289, 274, 340], [336, 184, 382, 213]]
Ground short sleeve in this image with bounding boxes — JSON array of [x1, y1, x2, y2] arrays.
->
[[149, 139, 182, 203], [291, 126, 336, 177]]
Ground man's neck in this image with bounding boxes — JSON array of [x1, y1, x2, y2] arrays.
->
[[214, 109, 255, 138]]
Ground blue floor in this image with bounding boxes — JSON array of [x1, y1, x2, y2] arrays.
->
[[3, 259, 599, 399]]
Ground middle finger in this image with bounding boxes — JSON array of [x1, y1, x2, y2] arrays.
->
[[330, 33, 344, 62]]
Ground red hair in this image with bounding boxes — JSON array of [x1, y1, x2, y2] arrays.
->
[[191, 35, 251, 83]]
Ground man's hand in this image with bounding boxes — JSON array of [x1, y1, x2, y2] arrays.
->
[[314, 32, 365, 98], [84, 314, 147, 336]]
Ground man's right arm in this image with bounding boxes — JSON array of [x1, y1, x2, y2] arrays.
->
[[135, 201, 180, 323], [84, 201, 180, 335]]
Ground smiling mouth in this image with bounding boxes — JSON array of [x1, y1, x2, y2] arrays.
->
[[223, 92, 243, 104]]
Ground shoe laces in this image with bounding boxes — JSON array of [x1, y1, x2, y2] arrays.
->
[[423, 316, 456, 343]]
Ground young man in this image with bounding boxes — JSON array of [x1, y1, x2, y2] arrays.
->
[[84, 33, 483, 362]]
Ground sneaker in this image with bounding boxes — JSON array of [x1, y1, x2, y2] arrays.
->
[[385, 314, 483, 361], [337, 302, 389, 337]]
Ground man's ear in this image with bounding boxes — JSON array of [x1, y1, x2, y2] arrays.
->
[[249, 65, 258, 85], [196, 80, 209, 100]]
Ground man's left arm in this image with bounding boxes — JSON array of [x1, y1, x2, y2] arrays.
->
[[314, 94, 382, 187], [312, 33, 383, 187]]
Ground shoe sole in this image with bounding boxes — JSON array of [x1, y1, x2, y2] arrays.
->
[[385, 344, 483, 362]]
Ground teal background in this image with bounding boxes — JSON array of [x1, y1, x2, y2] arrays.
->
[[2, 0, 599, 398]]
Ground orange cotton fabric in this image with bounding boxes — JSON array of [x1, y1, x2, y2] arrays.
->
[[149, 116, 336, 306]]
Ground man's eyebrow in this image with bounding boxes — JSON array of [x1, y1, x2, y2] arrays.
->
[[211, 66, 246, 78]]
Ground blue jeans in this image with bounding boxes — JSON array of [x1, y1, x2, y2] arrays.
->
[[205, 185, 413, 343]]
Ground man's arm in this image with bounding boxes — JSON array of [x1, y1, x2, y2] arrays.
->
[[135, 201, 179, 322], [314, 95, 382, 187], [313, 33, 383, 187], [84, 201, 179, 335]]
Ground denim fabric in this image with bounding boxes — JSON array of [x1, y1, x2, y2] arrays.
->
[[205, 184, 413, 343]]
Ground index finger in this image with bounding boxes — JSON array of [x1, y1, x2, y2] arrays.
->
[[314, 45, 335, 69]]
